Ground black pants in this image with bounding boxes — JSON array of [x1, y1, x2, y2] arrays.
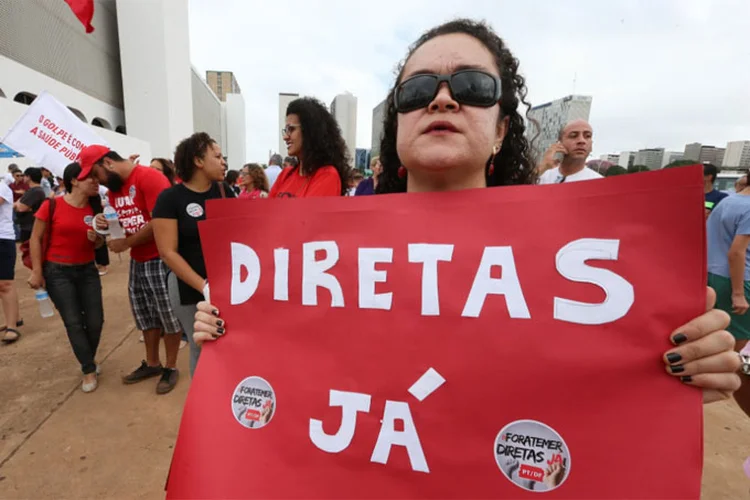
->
[[95, 244, 109, 267], [44, 262, 104, 374]]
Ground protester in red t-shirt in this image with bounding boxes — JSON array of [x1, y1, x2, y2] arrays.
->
[[193, 20, 741, 411], [82, 145, 184, 395], [28, 162, 106, 393], [272, 97, 350, 198], [238, 163, 269, 199]]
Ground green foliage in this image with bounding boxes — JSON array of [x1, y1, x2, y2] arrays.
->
[[605, 165, 627, 176], [664, 159, 699, 169], [627, 164, 650, 173]]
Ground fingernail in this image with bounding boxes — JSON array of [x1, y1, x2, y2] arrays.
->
[[672, 333, 688, 345], [216, 320, 224, 327], [216, 327, 225, 335], [670, 365, 685, 374], [681, 375, 693, 383], [211, 309, 219, 317], [667, 352, 682, 364]]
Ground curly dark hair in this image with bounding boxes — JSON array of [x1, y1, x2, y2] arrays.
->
[[286, 97, 350, 196], [173, 132, 216, 182], [377, 19, 537, 194], [242, 163, 270, 193]]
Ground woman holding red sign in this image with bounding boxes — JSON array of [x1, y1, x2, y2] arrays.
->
[[193, 20, 740, 402]]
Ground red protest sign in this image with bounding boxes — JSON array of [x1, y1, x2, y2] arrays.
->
[[168, 167, 705, 499]]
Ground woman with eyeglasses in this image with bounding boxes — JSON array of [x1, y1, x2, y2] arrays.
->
[[238, 163, 269, 199], [193, 19, 740, 414], [273, 97, 350, 198]]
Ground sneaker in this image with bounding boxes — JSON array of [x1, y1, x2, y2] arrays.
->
[[82, 374, 98, 393], [156, 368, 179, 395], [138, 334, 144, 343], [179, 339, 188, 350], [122, 360, 163, 385]]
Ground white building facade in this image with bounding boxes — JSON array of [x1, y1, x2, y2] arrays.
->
[[526, 95, 592, 163], [723, 141, 750, 167], [331, 92, 357, 164], [618, 151, 636, 168], [0, 0, 246, 170]]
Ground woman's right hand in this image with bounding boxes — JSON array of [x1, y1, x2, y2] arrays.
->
[[194, 301, 225, 347], [28, 272, 44, 290]]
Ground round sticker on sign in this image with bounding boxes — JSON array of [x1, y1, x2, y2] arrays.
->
[[494, 420, 571, 492], [186, 203, 204, 218], [231, 376, 276, 429]]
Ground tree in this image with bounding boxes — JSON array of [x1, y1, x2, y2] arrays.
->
[[664, 159, 698, 169], [605, 165, 627, 176], [628, 164, 650, 173]]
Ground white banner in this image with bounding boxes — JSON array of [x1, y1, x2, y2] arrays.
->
[[1, 91, 107, 178]]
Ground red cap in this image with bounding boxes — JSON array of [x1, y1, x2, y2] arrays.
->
[[78, 144, 110, 180]]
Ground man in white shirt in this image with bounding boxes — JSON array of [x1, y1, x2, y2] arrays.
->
[[537, 120, 602, 184], [265, 154, 283, 189]]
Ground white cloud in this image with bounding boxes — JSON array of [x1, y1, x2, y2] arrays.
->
[[188, 0, 750, 163]]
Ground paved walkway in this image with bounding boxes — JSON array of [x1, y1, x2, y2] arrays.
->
[[0, 256, 748, 498]]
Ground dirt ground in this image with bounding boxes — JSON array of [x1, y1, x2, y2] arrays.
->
[[0, 256, 749, 499]]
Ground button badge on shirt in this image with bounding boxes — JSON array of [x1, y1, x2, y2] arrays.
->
[[186, 203, 204, 218]]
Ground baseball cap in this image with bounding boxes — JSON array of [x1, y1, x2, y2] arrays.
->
[[78, 144, 110, 180]]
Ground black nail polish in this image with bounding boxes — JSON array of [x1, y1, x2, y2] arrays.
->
[[216, 320, 224, 327], [670, 365, 685, 374], [211, 309, 220, 317], [667, 352, 682, 364], [681, 375, 693, 383], [672, 333, 688, 345], [216, 327, 225, 335]]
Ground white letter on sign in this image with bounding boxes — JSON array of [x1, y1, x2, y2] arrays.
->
[[302, 241, 344, 307], [358, 248, 393, 310], [230, 243, 261, 305], [408, 243, 454, 316], [371, 401, 429, 473], [554, 238, 634, 325], [461, 247, 530, 318], [309, 390, 371, 453], [274, 248, 289, 301]]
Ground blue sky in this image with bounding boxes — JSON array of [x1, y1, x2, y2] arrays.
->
[[188, 0, 750, 163]]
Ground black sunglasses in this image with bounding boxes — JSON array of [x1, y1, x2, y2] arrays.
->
[[394, 70, 502, 113]]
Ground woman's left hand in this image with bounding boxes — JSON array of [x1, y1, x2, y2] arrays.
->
[[664, 287, 742, 404]]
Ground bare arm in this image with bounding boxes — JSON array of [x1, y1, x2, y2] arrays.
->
[[728, 234, 750, 314], [29, 219, 45, 276], [152, 218, 206, 293], [14, 201, 31, 212], [125, 221, 154, 248]]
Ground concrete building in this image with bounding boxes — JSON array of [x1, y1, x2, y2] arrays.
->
[[618, 151, 636, 169], [634, 148, 665, 170], [683, 143, 702, 162], [724, 141, 750, 167], [371, 99, 386, 157], [330, 92, 357, 163], [206, 70, 241, 102], [0, 0, 246, 168], [278, 92, 299, 156], [599, 153, 620, 164], [526, 94, 592, 163], [684, 143, 725, 166], [661, 151, 683, 168]]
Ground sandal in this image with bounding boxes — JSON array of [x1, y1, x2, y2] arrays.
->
[[0, 320, 24, 331], [1, 328, 21, 344]]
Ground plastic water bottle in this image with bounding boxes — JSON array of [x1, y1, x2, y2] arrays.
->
[[36, 290, 54, 318], [103, 206, 125, 240]]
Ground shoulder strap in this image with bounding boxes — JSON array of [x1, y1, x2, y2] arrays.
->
[[218, 181, 226, 199], [45, 197, 56, 248]]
